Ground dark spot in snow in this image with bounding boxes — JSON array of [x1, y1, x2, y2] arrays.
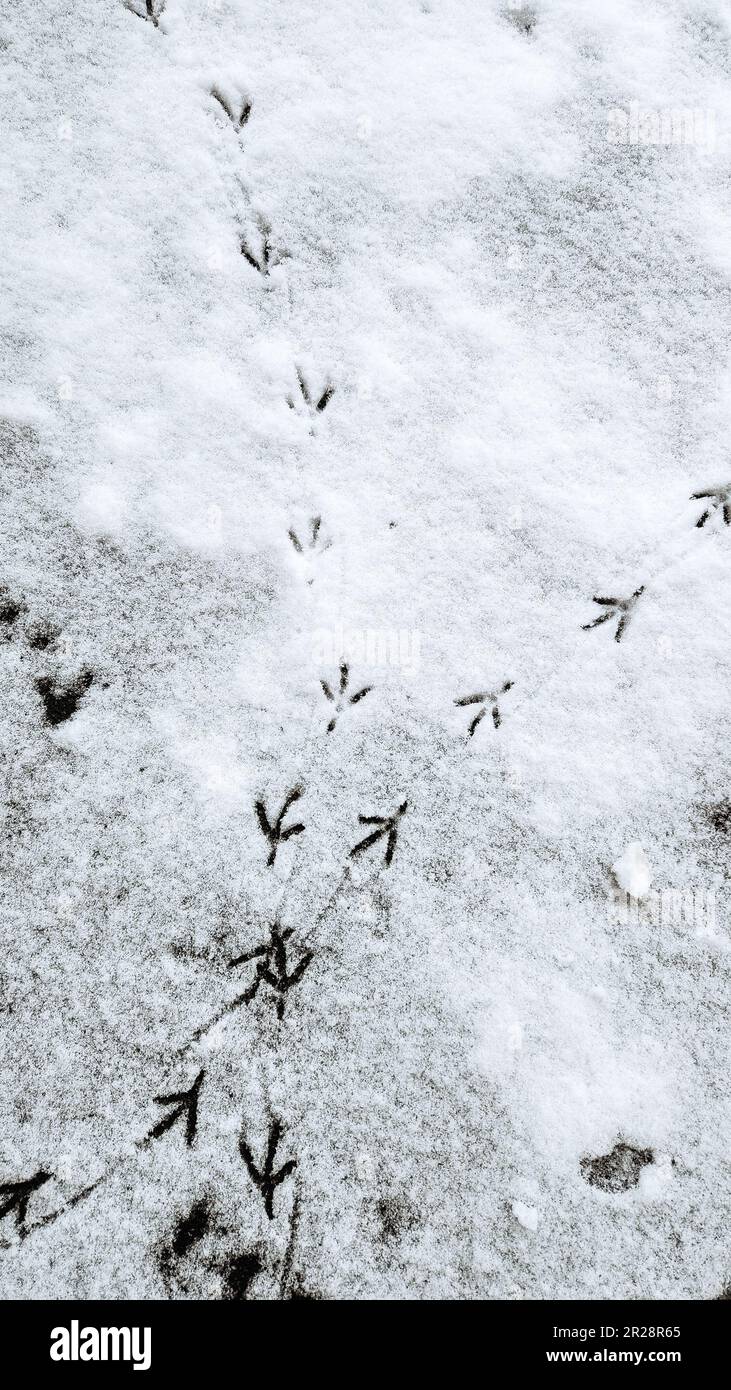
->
[[221, 1250, 262, 1300], [0, 593, 24, 628], [158, 1197, 212, 1289], [706, 801, 731, 835], [580, 1142, 653, 1193], [424, 857, 453, 885], [171, 1199, 211, 1260], [376, 1194, 417, 1242], [35, 670, 94, 726], [286, 1280, 321, 1300], [26, 621, 59, 651], [505, 3, 537, 36]]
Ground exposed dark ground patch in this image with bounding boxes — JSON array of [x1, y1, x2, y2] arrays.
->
[[35, 670, 94, 726], [580, 1142, 654, 1194]]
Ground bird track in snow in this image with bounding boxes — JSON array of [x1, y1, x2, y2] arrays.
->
[[582, 586, 645, 643], [123, 0, 165, 29], [211, 89, 252, 132], [349, 800, 408, 868], [228, 922, 313, 1020], [691, 482, 731, 528], [288, 517, 332, 584], [255, 786, 306, 867], [320, 662, 372, 732], [240, 217, 285, 279], [287, 366, 336, 426], [149, 1070, 205, 1148], [454, 680, 514, 735], [239, 1117, 296, 1220]]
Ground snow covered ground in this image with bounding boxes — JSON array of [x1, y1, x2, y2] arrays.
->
[[0, 0, 729, 1299]]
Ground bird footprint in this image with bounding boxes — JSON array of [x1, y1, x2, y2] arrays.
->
[[240, 216, 284, 279], [350, 801, 408, 868], [0, 1170, 52, 1236], [582, 587, 645, 643], [288, 515, 327, 552], [211, 88, 252, 131], [149, 1071, 205, 1148], [321, 663, 372, 732], [692, 483, 731, 529], [228, 922, 313, 1020], [123, 0, 165, 28], [255, 787, 305, 867], [287, 366, 335, 427], [239, 1118, 296, 1220], [455, 680, 514, 736], [288, 518, 331, 583]]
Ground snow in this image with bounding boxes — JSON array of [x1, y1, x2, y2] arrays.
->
[[612, 841, 653, 899], [512, 1200, 539, 1233], [638, 1154, 674, 1202], [0, 0, 729, 1301]]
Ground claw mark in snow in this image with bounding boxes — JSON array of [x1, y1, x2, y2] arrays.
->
[[288, 515, 330, 557], [691, 483, 731, 528], [228, 921, 313, 1019], [255, 786, 305, 866], [148, 1070, 204, 1147], [0, 1171, 52, 1235], [211, 89, 252, 131], [287, 366, 336, 423], [455, 680, 514, 735], [288, 517, 331, 585], [240, 217, 283, 278], [582, 587, 645, 643], [239, 1118, 297, 1220], [321, 663, 372, 732], [350, 800, 408, 868], [123, 0, 165, 27]]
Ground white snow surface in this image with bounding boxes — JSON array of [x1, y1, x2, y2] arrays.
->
[[0, 0, 730, 1299], [612, 841, 653, 899], [512, 1200, 539, 1233]]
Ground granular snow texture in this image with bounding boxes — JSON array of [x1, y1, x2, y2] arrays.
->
[[0, 0, 729, 1299]]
